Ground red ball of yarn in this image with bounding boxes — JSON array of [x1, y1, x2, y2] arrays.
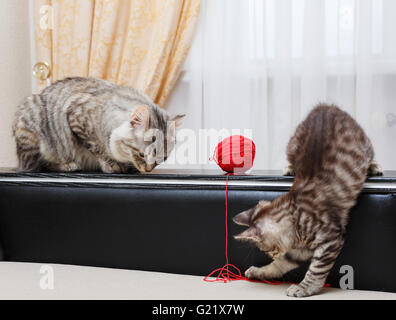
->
[[212, 135, 256, 173]]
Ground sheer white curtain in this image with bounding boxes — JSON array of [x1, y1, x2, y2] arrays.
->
[[165, 0, 396, 171]]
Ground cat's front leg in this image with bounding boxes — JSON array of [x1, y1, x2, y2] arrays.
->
[[368, 160, 383, 176], [286, 239, 343, 298], [245, 256, 299, 280], [83, 141, 126, 174], [98, 158, 126, 174], [283, 163, 295, 176], [59, 162, 81, 172]]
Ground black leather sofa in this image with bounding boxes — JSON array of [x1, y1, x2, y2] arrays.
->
[[0, 169, 395, 293]]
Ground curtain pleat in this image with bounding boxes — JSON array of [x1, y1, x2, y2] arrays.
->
[[34, 0, 201, 106]]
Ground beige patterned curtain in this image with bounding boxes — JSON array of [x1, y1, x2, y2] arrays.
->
[[34, 0, 200, 106]]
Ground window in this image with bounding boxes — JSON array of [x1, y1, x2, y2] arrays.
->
[[165, 0, 396, 171]]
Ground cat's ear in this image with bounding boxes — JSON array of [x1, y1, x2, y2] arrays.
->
[[233, 201, 270, 227], [233, 208, 255, 227], [131, 105, 150, 129], [234, 226, 260, 242], [167, 114, 185, 140], [170, 114, 185, 128]]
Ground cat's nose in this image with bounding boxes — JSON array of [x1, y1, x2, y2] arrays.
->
[[145, 164, 155, 172]]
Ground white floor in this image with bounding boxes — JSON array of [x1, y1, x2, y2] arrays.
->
[[0, 262, 395, 300]]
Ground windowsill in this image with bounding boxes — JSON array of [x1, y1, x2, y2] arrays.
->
[[0, 168, 395, 190]]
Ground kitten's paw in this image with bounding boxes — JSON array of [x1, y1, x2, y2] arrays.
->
[[286, 284, 309, 298], [245, 265, 281, 280], [60, 162, 81, 172], [368, 161, 384, 176], [245, 266, 263, 280], [99, 160, 125, 174], [283, 164, 295, 176], [286, 284, 322, 298]]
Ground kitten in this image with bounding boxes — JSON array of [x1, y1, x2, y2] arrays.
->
[[13, 77, 184, 173], [234, 104, 383, 297]]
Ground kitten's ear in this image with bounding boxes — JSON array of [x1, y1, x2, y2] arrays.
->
[[170, 114, 185, 128], [233, 201, 270, 227], [131, 105, 150, 128], [233, 208, 255, 227], [234, 227, 260, 242]]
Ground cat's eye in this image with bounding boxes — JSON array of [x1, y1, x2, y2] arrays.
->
[[139, 152, 145, 158], [152, 136, 156, 142]]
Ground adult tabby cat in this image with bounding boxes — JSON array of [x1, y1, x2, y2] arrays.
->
[[13, 77, 184, 173], [234, 104, 382, 297]]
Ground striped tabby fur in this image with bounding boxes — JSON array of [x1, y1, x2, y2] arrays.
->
[[13, 77, 183, 173], [234, 104, 383, 297]]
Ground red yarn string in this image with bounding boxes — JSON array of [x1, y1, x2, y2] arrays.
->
[[203, 173, 289, 285], [203, 173, 330, 288]]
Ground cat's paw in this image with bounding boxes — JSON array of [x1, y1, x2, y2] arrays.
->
[[283, 164, 295, 176], [286, 284, 322, 298], [246, 264, 282, 280], [245, 266, 263, 280], [368, 161, 384, 176], [59, 162, 81, 172], [99, 160, 125, 174]]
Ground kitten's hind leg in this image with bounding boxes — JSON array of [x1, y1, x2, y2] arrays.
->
[[368, 160, 383, 176], [245, 256, 299, 280], [283, 163, 295, 176], [286, 238, 343, 298], [15, 129, 42, 172]]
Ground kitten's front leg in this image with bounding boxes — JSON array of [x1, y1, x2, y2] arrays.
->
[[286, 239, 343, 298], [283, 163, 295, 176], [84, 141, 126, 174], [98, 158, 126, 174], [368, 160, 383, 176], [245, 256, 299, 280], [59, 162, 81, 172]]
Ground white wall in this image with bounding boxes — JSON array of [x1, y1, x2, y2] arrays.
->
[[0, 1, 32, 168]]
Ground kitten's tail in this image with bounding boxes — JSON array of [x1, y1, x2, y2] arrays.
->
[[300, 108, 326, 178]]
